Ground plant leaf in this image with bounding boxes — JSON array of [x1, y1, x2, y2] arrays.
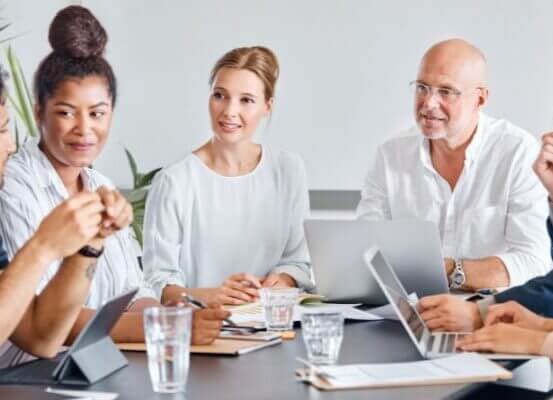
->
[[14, 119, 19, 150], [136, 167, 162, 189], [6, 46, 35, 136], [123, 147, 139, 187]]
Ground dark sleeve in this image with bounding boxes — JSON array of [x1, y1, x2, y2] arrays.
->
[[0, 237, 9, 270], [548, 217, 553, 261], [494, 218, 553, 316]]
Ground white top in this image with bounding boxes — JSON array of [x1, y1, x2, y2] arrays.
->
[[142, 146, 314, 297], [0, 139, 156, 368], [357, 113, 551, 287]]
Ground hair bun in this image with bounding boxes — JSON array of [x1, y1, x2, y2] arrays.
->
[[48, 6, 107, 58]]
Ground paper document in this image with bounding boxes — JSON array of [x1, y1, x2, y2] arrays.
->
[[297, 353, 512, 390], [228, 302, 382, 325], [45, 387, 118, 400]]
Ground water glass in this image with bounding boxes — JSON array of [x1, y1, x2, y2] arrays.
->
[[259, 287, 299, 331], [143, 307, 192, 393], [301, 312, 344, 365]]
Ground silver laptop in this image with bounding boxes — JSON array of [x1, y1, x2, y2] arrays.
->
[[304, 219, 448, 305], [364, 246, 535, 360]]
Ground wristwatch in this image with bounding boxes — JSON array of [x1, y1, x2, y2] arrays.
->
[[449, 258, 466, 289], [78, 245, 104, 258]]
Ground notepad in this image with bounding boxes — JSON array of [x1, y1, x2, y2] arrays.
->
[[296, 353, 512, 390], [118, 338, 282, 356], [227, 298, 381, 325]]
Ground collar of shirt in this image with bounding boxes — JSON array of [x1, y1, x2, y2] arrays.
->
[[418, 112, 489, 173], [24, 138, 95, 199]]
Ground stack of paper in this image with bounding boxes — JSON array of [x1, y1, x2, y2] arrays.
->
[[228, 301, 382, 325], [297, 353, 512, 390]]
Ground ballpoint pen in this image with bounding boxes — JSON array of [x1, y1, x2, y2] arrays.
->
[[181, 293, 262, 333]]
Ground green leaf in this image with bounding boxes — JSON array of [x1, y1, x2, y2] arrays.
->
[[14, 119, 19, 150], [135, 167, 162, 189], [6, 46, 36, 136], [124, 147, 139, 187]]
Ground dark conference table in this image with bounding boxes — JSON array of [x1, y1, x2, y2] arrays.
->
[[0, 320, 549, 400]]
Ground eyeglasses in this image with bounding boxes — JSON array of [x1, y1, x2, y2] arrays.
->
[[409, 81, 483, 104]]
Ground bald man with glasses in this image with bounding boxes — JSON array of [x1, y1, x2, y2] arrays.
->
[[357, 39, 550, 302]]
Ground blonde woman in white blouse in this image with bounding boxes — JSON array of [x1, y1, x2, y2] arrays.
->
[[143, 46, 314, 306]]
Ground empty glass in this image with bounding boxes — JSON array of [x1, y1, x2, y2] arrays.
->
[[259, 287, 299, 331], [143, 307, 192, 393], [301, 312, 344, 365]]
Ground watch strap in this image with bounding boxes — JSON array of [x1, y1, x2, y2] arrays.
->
[[78, 245, 104, 258]]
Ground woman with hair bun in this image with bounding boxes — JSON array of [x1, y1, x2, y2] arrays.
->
[[143, 46, 314, 306], [0, 5, 228, 368]]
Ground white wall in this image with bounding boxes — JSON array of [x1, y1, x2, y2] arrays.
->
[[4, 1, 553, 189]]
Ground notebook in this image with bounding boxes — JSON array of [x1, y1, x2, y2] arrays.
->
[[118, 338, 282, 356]]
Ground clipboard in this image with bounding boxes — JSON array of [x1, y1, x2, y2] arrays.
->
[[296, 353, 513, 391], [118, 338, 282, 356]]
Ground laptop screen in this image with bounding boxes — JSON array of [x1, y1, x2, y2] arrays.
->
[[367, 249, 426, 342]]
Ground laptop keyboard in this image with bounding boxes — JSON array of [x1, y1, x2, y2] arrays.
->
[[430, 333, 466, 354]]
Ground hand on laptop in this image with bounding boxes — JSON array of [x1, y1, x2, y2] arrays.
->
[[485, 301, 549, 331], [533, 132, 553, 197], [456, 323, 547, 355], [216, 273, 262, 305], [191, 304, 231, 345], [417, 294, 482, 332]]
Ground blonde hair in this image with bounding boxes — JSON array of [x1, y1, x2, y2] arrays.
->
[[209, 46, 279, 100]]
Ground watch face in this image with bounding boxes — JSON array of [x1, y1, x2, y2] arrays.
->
[[453, 273, 464, 285]]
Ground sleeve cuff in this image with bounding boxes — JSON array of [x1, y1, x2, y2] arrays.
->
[[150, 275, 186, 300], [541, 332, 553, 360], [494, 253, 525, 287], [548, 198, 553, 224], [476, 296, 496, 323], [270, 264, 315, 292]]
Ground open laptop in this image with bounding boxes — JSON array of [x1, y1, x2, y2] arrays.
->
[[304, 219, 448, 305], [363, 246, 535, 360], [0, 287, 138, 385]]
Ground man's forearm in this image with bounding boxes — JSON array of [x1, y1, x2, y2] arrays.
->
[[9, 252, 95, 356], [0, 236, 55, 343], [463, 256, 510, 290]]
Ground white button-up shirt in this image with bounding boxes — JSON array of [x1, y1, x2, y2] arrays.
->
[[142, 147, 314, 297], [357, 113, 551, 287], [0, 139, 156, 368]]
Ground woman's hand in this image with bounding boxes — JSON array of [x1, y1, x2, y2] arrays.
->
[[215, 273, 262, 305], [191, 304, 231, 345], [485, 301, 548, 331], [261, 273, 297, 288], [33, 191, 105, 260], [457, 323, 547, 355], [96, 186, 133, 237]]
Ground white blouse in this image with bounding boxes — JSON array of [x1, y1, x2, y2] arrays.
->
[[0, 139, 156, 368], [142, 146, 314, 298]]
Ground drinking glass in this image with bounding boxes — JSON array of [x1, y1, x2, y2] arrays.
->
[[259, 287, 299, 331], [143, 307, 192, 393], [301, 312, 344, 365]]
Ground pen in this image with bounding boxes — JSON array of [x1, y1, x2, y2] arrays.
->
[[181, 293, 242, 329]]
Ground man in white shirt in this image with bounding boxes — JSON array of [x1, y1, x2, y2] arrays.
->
[[357, 38, 550, 291]]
